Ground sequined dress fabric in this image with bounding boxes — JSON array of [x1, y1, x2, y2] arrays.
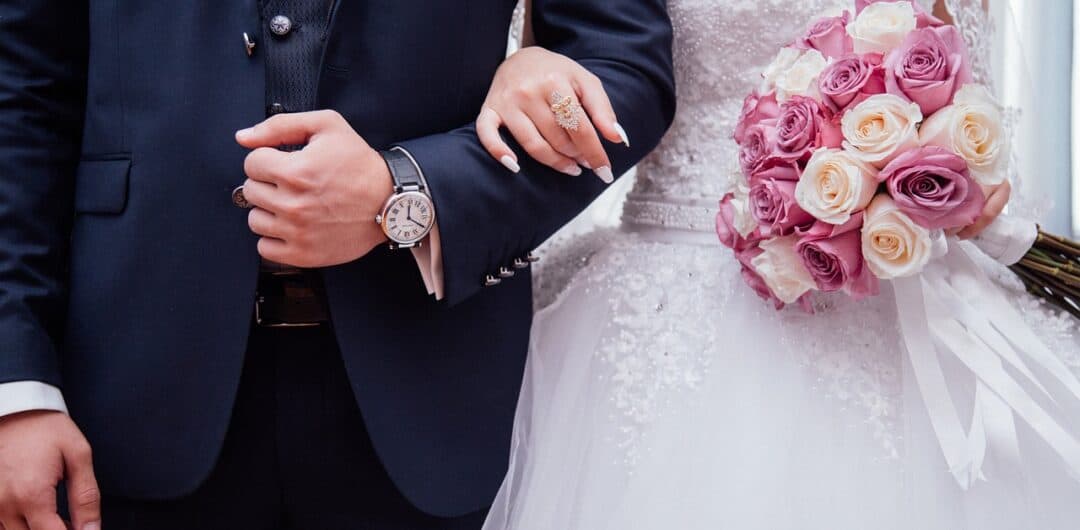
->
[[484, 2, 1080, 529]]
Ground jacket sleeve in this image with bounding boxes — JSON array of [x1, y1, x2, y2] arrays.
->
[[0, 1, 88, 385], [397, 0, 675, 306]]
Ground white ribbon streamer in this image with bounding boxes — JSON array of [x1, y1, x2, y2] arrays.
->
[[894, 236, 1080, 488]]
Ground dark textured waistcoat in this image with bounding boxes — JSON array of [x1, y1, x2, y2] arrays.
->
[[259, 0, 334, 273]]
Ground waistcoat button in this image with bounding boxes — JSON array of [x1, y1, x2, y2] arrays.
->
[[269, 15, 293, 36]]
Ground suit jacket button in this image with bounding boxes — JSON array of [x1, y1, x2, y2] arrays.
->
[[526, 252, 541, 263], [512, 258, 530, 269], [268, 102, 287, 115], [483, 275, 502, 287], [498, 267, 515, 279]]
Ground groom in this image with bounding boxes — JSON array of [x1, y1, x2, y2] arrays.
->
[[0, 0, 674, 528]]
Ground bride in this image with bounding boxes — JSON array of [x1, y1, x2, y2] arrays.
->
[[476, 0, 1080, 528]]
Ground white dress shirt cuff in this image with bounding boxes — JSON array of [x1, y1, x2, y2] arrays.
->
[[409, 222, 445, 300], [0, 381, 68, 418]]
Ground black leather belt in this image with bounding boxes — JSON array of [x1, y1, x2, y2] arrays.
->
[[255, 271, 331, 328]]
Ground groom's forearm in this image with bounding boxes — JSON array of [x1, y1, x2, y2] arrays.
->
[[398, 0, 675, 306], [398, 62, 675, 306]]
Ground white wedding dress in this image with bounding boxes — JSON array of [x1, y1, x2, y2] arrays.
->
[[485, 1, 1080, 529]]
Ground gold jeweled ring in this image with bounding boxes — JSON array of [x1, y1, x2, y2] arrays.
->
[[549, 91, 583, 132]]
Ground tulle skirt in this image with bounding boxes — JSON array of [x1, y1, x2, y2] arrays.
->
[[484, 226, 1080, 530]]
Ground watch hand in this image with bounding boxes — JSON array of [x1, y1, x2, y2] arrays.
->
[[410, 219, 427, 229]]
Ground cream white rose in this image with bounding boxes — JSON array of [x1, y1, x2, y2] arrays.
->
[[795, 148, 879, 225], [847, 1, 918, 55], [919, 84, 1008, 186], [730, 176, 758, 238], [861, 194, 933, 279], [751, 236, 817, 304], [774, 49, 828, 102], [842, 94, 922, 168], [761, 47, 802, 92]]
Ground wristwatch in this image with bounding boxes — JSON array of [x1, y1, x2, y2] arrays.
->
[[376, 146, 436, 249]]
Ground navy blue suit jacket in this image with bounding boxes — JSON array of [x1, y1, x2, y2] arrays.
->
[[0, 0, 674, 516]]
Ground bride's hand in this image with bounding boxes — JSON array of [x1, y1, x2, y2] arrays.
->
[[956, 180, 1011, 239], [477, 47, 629, 183]]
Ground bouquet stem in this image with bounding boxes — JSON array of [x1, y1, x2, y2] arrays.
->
[[1009, 228, 1080, 319]]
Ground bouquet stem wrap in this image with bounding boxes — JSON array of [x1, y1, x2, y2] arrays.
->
[[896, 220, 1080, 488], [974, 215, 1080, 317]]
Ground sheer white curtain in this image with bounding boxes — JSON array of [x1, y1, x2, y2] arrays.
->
[[992, 0, 1074, 236], [994, 0, 1074, 236]]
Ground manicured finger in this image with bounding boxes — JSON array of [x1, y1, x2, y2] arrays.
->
[[574, 70, 627, 147], [242, 147, 293, 185], [524, 89, 580, 160], [236, 109, 343, 148], [248, 207, 290, 240], [63, 440, 100, 530], [530, 92, 610, 183], [477, 107, 520, 173], [554, 81, 612, 182], [503, 111, 581, 176], [958, 180, 1011, 239]]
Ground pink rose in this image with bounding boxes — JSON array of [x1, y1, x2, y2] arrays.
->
[[749, 175, 815, 237], [716, 193, 760, 251], [885, 26, 972, 115], [795, 214, 879, 299], [734, 91, 780, 144], [855, 0, 945, 28], [799, 12, 854, 59], [774, 96, 843, 162], [818, 54, 886, 114], [749, 157, 801, 186], [879, 146, 986, 230], [738, 122, 779, 176]]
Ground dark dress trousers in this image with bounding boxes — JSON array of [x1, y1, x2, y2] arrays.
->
[[0, 0, 676, 519]]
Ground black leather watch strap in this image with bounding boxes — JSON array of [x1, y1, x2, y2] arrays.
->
[[381, 146, 426, 194]]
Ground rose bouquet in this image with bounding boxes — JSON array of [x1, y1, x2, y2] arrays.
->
[[719, 0, 1079, 317]]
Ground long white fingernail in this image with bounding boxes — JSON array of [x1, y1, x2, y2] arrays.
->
[[500, 155, 521, 173], [595, 166, 614, 184], [559, 164, 583, 177], [577, 158, 592, 169], [613, 122, 630, 147]]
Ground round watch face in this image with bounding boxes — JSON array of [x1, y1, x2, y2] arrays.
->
[[380, 191, 435, 245]]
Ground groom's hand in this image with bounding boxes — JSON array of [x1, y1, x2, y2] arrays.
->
[[0, 411, 101, 530], [236, 110, 394, 267]]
